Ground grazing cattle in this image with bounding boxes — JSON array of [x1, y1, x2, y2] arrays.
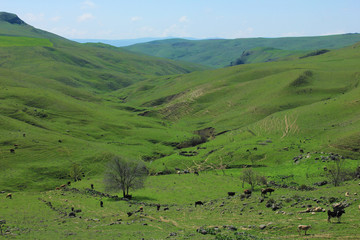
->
[[23, 133, 26, 137], [127, 212, 133, 217], [60, 184, 66, 188], [67, 181, 71, 186], [156, 204, 160, 211], [10, 149, 15, 153], [6, 193, 12, 199], [58, 140, 62, 143], [69, 212, 76, 217], [195, 201, 204, 207], [328, 205, 345, 223], [100, 201, 103, 207], [298, 225, 311, 235], [194, 171, 199, 176], [345, 192, 350, 197], [163, 207, 169, 211], [139, 206, 143, 212], [91, 184, 94, 189], [244, 189, 252, 195], [228, 192, 235, 197], [300, 149, 304, 153], [261, 188, 275, 197], [124, 195, 132, 200], [55, 187, 60, 190], [253, 147, 258, 151]]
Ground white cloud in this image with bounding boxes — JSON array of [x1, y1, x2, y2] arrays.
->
[[23, 13, 45, 23], [81, 1, 96, 9], [77, 13, 94, 22], [230, 27, 254, 39], [51, 16, 61, 22], [179, 16, 189, 23], [140, 26, 154, 33], [319, 31, 346, 36], [162, 24, 188, 37], [51, 27, 87, 38], [131, 16, 142, 22]]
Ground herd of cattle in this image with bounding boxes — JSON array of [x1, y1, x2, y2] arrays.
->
[[3, 177, 356, 236]]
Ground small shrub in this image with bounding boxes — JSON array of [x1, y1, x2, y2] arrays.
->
[[328, 197, 338, 204], [257, 175, 267, 186], [289, 71, 313, 87], [292, 194, 303, 202]]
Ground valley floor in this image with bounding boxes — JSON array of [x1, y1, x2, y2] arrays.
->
[[1, 171, 359, 239]]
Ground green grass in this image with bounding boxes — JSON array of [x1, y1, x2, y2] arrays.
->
[[0, 13, 360, 239], [1, 172, 359, 239], [0, 36, 53, 47]]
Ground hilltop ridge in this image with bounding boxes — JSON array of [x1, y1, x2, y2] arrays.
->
[[124, 34, 360, 68], [0, 12, 26, 25]]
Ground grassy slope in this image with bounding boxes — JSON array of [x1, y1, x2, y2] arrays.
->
[[124, 34, 360, 68], [116, 42, 360, 173], [0, 16, 207, 191]]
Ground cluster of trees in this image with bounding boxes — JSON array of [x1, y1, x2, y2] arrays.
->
[[240, 168, 267, 191], [240, 157, 359, 190], [68, 154, 358, 199]]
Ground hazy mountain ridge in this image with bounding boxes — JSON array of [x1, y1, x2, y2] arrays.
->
[[124, 33, 360, 68]]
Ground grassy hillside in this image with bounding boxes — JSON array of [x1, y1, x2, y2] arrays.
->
[[116, 42, 360, 172], [125, 34, 360, 68], [0, 36, 53, 47], [0, 13, 207, 191]]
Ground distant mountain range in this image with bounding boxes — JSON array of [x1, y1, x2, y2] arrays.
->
[[124, 33, 360, 68], [72, 37, 201, 47]]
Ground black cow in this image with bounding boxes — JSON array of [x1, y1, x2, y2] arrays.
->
[[228, 192, 235, 197], [195, 201, 203, 207], [244, 189, 252, 195], [100, 201, 103, 207], [261, 188, 275, 197], [328, 205, 345, 223]]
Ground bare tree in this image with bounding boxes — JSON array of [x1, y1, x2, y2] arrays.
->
[[240, 168, 258, 190], [327, 157, 346, 186], [69, 163, 83, 182], [104, 156, 148, 198]]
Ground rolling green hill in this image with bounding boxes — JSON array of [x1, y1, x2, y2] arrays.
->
[[1, 12, 359, 192], [117, 41, 360, 171], [124, 34, 360, 68], [0, 13, 207, 191]]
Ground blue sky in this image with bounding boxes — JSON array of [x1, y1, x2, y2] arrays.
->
[[1, 0, 360, 39]]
